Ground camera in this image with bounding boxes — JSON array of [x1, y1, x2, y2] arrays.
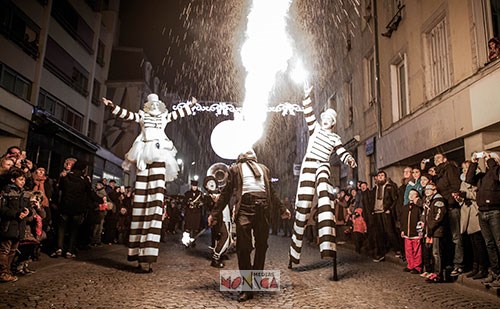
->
[[476, 151, 486, 158]]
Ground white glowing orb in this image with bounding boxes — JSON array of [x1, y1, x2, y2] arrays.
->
[[211, 120, 262, 160]]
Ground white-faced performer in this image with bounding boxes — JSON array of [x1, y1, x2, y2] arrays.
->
[[102, 94, 194, 272], [289, 86, 357, 277]]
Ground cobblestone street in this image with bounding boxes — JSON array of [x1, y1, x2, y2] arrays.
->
[[1, 232, 499, 308]]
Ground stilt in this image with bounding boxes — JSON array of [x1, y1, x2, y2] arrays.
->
[[288, 257, 293, 269], [331, 251, 338, 281]]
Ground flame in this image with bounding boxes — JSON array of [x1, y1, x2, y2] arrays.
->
[[240, 0, 294, 145]]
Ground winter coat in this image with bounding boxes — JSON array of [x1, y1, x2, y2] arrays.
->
[[59, 170, 99, 216], [426, 193, 447, 238], [400, 198, 423, 239], [458, 181, 481, 235], [0, 184, 31, 240], [211, 160, 286, 225], [352, 208, 367, 233], [434, 161, 461, 208], [368, 179, 398, 214], [465, 159, 500, 212], [336, 197, 351, 225]]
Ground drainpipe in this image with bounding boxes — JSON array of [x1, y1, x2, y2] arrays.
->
[[373, 0, 382, 138]]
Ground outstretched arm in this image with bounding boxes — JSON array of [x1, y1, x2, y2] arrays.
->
[[302, 87, 317, 136], [166, 97, 195, 123], [332, 138, 357, 168], [102, 98, 140, 123]]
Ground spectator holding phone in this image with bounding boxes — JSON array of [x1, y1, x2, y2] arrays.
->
[[466, 151, 500, 287]]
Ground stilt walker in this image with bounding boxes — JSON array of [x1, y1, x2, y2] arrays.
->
[[102, 94, 194, 272], [289, 86, 357, 280]]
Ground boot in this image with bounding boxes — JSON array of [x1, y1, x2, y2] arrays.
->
[[472, 266, 488, 280], [481, 270, 496, 286], [465, 263, 478, 278], [210, 258, 224, 268]]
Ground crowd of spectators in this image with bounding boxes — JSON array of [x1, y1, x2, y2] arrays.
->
[[270, 152, 500, 288], [0, 145, 134, 283], [2, 145, 499, 291]]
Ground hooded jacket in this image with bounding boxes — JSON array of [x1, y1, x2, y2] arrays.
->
[[465, 158, 500, 212], [0, 184, 31, 240], [401, 198, 423, 238], [426, 193, 447, 238]]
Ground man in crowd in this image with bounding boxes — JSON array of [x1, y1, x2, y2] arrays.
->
[[366, 170, 400, 262], [433, 153, 463, 276], [466, 152, 500, 287]]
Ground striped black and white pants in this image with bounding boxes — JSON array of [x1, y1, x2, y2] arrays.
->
[[212, 205, 231, 261], [128, 162, 165, 263], [290, 159, 336, 264]]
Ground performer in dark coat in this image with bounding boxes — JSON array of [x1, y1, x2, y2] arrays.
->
[[182, 180, 204, 246], [208, 150, 290, 302]]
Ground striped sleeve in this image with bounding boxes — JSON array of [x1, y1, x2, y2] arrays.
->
[[109, 105, 140, 123], [332, 136, 353, 164], [166, 104, 193, 123], [302, 96, 316, 136]]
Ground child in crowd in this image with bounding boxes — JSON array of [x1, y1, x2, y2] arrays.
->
[[400, 189, 423, 274], [423, 183, 447, 283], [0, 168, 31, 283], [14, 191, 46, 275], [351, 207, 367, 254]]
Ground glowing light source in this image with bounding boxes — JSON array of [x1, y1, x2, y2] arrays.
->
[[211, 0, 294, 160], [290, 58, 308, 85]]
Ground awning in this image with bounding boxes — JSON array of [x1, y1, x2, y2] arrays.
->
[[32, 109, 99, 153]]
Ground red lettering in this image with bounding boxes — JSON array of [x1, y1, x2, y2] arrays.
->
[[231, 277, 242, 289], [270, 277, 278, 289], [221, 277, 231, 289], [260, 278, 269, 289]]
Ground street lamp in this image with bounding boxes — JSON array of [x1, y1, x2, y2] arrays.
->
[[193, 175, 199, 181]]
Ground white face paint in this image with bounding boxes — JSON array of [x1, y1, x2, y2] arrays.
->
[[320, 115, 335, 130], [148, 102, 161, 116]]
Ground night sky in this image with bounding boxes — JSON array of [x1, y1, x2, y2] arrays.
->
[[119, 0, 247, 102]]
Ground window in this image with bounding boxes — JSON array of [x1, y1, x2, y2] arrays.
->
[[365, 52, 376, 107], [52, 0, 94, 53], [38, 89, 83, 132], [65, 108, 83, 131], [96, 40, 105, 66], [0, 63, 31, 101], [425, 17, 451, 98], [87, 119, 97, 140], [390, 54, 409, 122], [492, 0, 500, 38], [0, 0, 40, 58], [45, 37, 89, 97], [92, 79, 101, 105]]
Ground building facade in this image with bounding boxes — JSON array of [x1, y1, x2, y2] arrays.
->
[[316, 0, 500, 186], [0, 0, 127, 181]]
